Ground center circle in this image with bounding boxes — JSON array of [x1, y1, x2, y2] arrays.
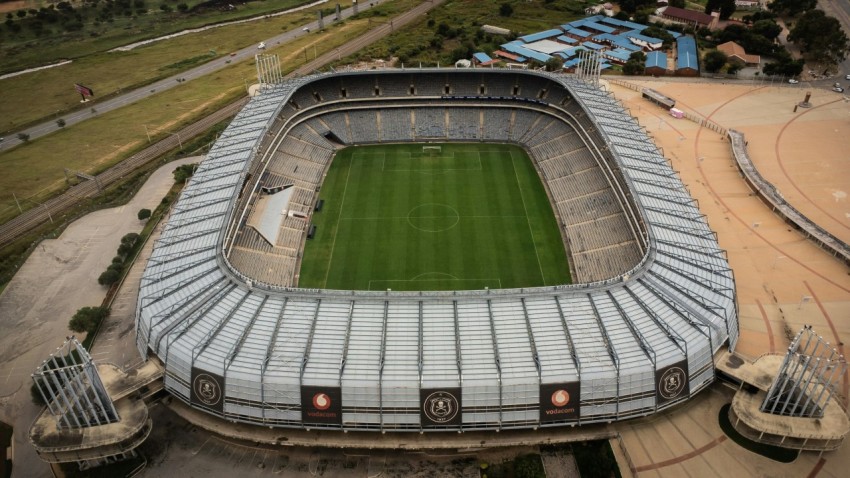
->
[[407, 203, 460, 232]]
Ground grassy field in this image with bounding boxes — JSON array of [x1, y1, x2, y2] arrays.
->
[[346, 0, 592, 67], [0, 0, 360, 131], [299, 143, 570, 291], [0, 3, 416, 224]]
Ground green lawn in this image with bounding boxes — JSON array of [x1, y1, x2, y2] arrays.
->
[[299, 143, 570, 291]]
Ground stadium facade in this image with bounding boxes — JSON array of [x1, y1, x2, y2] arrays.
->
[[136, 69, 738, 432]]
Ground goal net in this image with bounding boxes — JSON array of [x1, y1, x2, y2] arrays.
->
[[422, 145, 442, 154]]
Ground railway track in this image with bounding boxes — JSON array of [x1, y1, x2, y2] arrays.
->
[[0, 99, 247, 248], [0, 0, 445, 249]]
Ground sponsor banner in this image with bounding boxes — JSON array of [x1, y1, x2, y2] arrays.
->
[[190, 368, 225, 413], [74, 83, 94, 97], [656, 360, 689, 406], [420, 388, 462, 427], [301, 385, 342, 426], [539, 382, 580, 423]]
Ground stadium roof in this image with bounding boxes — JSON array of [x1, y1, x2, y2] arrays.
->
[[645, 51, 667, 69], [518, 29, 563, 43]]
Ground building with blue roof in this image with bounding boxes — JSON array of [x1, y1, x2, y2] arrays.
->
[[500, 41, 552, 63], [625, 31, 663, 50], [579, 41, 605, 51], [599, 17, 648, 32], [473, 52, 493, 64], [583, 22, 617, 34], [676, 36, 699, 75], [603, 48, 633, 64], [518, 29, 563, 43], [563, 27, 594, 39], [556, 35, 578, 45], [645, 51, 668, 75], [594, 33, 643, 52]]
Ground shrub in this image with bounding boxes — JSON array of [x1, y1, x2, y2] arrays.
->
[[97, 268, 121, 286], [68, 306, 110, 334], [137, 208, 151, 221]]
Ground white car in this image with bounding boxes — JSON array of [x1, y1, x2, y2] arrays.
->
[[788, 79, 799, 84], [258, 42, 266, 49], [845, 74, 850, 80], [833, 86, 845, 93]]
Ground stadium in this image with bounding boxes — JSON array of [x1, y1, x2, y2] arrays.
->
[[135, 69, 738, 432]]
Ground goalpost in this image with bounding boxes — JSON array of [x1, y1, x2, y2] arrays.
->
[[422, 145, 442, 154]]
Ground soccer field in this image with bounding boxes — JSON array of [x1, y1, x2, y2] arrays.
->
[[298, 143, 570, 291]]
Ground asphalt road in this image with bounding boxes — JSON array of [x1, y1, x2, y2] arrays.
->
[[0, 0, 393, 152]]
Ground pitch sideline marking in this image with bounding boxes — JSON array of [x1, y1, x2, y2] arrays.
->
[[510, 150, 546, 286], [322, 154, 354, 289], [368, 277, 502, 290]]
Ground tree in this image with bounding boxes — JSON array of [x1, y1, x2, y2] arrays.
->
[[68, 306, 109, 334], [768, 0, 816, 17], [17, 133, 29, 142], [173, 163, 197, 183], [16, 10, 27, 18], [177, 2, 188, 12], [751, 19, 782, 41], [642, 26, 675, 49], [499, 3, 513, 17], [705, 0, 735, 20], [623, 51, 646, 75], [545, 56, 564, 72], [669, 0, 685, 7], [789, 9, 849, 71], [763, 51, 804, 77], [138, 208, 152, 221], [704, 50, 728, 73]]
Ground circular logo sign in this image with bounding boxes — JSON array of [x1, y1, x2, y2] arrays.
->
[[192, 373, 222, 407], [423, 391, 459, 424], [312, 392, 331, 411], [551, 389, 570, 407], [658, 367, 687, 400]]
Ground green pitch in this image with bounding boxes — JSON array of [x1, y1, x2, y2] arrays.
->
[[298, 143, 571, 291]]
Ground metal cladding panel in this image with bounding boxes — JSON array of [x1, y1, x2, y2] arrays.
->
[[421, 302, 460, 387], [558, 296, 616, 377], [302, 300, 350, 384], [228, 298, 284, 373], [264, 299, 317, 379], [341, 302, 384, 384], [525, 297, 578, 382]]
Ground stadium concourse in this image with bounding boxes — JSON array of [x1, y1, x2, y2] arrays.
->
[[132, 69, 737, 433]]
